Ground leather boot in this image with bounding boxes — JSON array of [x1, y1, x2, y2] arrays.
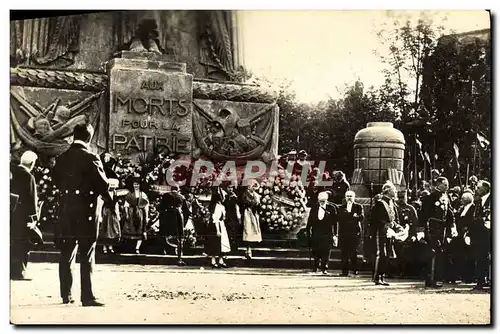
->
[[380, 274, 390, 286]]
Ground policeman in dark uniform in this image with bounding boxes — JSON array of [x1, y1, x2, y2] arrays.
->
[[370, 181, 400, 286], [395, 190, 418, 277], [159, 185, 190, 265], [52, 124, 113, 306], [417, 177, 457, 288]]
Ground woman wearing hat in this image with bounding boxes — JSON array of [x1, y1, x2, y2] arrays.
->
[[122, 175, 150, 254], [294, 150, 312, 177], [241, 179, 262, 259], [97, 178, 121, 254], [205, 187, 230, 268]]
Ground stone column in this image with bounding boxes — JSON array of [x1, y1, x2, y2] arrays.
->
[[106, 51, 193, 163]]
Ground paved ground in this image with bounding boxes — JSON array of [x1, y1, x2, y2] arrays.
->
[[10, 263, 491, 325]]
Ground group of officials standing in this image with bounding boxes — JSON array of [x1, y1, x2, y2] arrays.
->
[[305, 175, 491, 290], [369, 178, 491, 289], [10, 123, 492, 308], [306, 190, 364, 276]]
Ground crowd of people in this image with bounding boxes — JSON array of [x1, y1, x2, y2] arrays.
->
[[368, 177, 491, 290], [10, 124, 491, 307]]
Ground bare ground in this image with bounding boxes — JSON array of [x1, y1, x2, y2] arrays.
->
[[10, 263, 491, 325]]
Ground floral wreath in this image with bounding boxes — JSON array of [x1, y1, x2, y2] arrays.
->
[[256, 171, 308, 232]]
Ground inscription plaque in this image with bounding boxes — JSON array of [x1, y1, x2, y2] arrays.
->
[[107, 55, 193, 161]]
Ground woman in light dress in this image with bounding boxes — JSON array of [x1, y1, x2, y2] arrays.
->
[[97, 178, 121, 254], [205, 187, 231, 268], [242, 180, 262, 259]]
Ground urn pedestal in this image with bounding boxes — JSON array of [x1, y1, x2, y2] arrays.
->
[[350, 122, 407, 260]]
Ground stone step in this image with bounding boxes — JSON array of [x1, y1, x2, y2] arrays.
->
[[34, 242, 349, 259], [28, 251, 369, 271]]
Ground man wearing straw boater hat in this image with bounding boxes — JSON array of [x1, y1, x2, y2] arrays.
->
[[52, 123, 113, 307]]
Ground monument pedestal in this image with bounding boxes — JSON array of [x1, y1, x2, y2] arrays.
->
[[106, 51, 193, 162]]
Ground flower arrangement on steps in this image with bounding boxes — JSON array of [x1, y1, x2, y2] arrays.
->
[[256, 171, 308, 236]]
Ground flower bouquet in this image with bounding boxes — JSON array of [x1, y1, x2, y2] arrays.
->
[[33, 166, 59, 228]]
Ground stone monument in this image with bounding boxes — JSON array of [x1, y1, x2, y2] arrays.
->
[[350, 122, 406, 259], [107, 52, 193, 162]]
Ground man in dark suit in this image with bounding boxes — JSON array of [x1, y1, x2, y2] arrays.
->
[[471, 180, 491, 290], [10, 151, 39, 280], [52, 124, 112, 306], [329, 171, 350, 206], [452, 191, 475, 283], [306, 191, 337, 274], [159, 185, 190, 265], [370, 181, 400, 286], [337, 190, 364, 276], [417, 177, 457, 288]]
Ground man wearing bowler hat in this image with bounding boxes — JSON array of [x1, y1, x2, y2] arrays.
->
[[52, 123, 113, 306]]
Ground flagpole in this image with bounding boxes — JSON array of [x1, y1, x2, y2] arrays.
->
[[472, 142, 477, 175], [456, 157, 463, 189], [423, 160, 427, 183], [414, 134, 418, 193], [432, 139, 436, 188], [478, 146, 482, 179], [466, 164, 470, 189]]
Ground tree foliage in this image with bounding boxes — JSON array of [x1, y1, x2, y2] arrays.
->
[[375, 12, 444, 122], [420, 32, 491, 178], [249, 15, 490, 184]]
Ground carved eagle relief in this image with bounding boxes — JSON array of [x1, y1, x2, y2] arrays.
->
[[192, 101, 276, 161]]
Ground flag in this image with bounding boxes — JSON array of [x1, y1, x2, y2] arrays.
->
[[415, 138, 423, 151], [296, 135, 300, 144], [424, 152, 431, 164], [415, 138, 424, 160], [434, 154, 438, 161], [453, 143, 460, 159], [477, 133, 490, 148]]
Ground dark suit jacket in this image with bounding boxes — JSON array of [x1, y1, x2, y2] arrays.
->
[[306, 204, 337, 244], [52, 142, 112, 241], [418, 191, 456, 238], [337, 202, 364, 238], [10, 165, 38, 239], [329, 180, 350, 205], [456, 203, 475, 235], [159, 191, 189, 235], [471, 194, 491, 250], [370, 196, 399, 235]]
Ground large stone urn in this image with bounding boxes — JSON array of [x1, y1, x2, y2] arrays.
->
[[350, 122, 406, 259]]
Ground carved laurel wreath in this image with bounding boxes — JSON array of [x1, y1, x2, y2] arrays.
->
[[10, 67, 277, 104]]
